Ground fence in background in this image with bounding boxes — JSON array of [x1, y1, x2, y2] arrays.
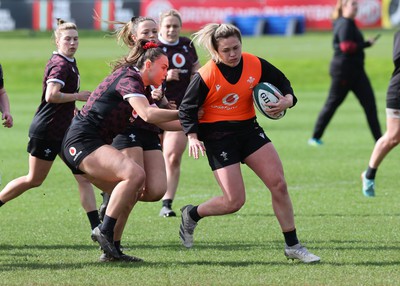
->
[[0, 0, 389, 33]]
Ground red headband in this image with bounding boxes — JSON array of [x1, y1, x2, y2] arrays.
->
[[143, 42, 159, 50]]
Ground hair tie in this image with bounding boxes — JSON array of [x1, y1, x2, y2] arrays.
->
[[143, 42, 159, 50]]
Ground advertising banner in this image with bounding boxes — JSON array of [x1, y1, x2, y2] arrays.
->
[[140, 0, 382, 31], [382, 0, 400, 28], [0, 0, 384, 32], [27, 0, 140, 31]]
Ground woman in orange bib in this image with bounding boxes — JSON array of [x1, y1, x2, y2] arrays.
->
[[178, 23, 320, 263]]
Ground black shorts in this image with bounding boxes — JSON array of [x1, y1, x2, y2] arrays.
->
[[386, 72, 400, 109], [112, 128, 162, 151], [203, 124, 271, 171], [61, 126, 106, 175], [27, 137, 61, 161]]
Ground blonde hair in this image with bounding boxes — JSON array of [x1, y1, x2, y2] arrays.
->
[[159, 9, 182, 27], [54, 18, 77, 40], [192, 23, 242, 63]]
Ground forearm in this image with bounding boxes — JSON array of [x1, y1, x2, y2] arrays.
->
[[46, 91, 89, 103], [143, 108, 179, 124], [0, 89, 11, 113]]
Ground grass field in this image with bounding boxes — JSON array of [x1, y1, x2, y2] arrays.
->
[[1, 29, 400, 285]]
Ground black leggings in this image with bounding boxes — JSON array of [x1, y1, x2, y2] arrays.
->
[[312, 70, 382, 141]]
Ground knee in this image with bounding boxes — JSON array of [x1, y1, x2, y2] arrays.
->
[[29, 181, 43, 188], [270, 180, 289, 198], [27, 176, 45, 188], [124, 165, 146, 191], [133, 169, 146, 189], [387, 136, 400, 148], [164, 152, 182, 167]]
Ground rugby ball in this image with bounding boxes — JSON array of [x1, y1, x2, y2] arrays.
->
[[252, 82, 286, 120]]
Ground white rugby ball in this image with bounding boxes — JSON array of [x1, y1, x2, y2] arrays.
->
[[252, 82, 286, 120]]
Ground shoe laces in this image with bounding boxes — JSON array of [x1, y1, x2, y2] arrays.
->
[[183, 216, 197, 233], [292, 245, 316, 259]]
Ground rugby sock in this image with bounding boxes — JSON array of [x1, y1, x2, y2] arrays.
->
[[283, 229, 299, 247], [189, 205, 202, 222], [101, 215, 117, 240], [0, 200, 4, 207], [162, 199, 173, 208], [87, 210, 101, 230], [365, 167, 377, 180], [114, 240, 121, 252]]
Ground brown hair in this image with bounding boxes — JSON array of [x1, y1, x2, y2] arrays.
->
[[111, 39, 166, 72]]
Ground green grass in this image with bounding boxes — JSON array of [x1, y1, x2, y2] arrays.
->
[[1, 30, 400, 285]]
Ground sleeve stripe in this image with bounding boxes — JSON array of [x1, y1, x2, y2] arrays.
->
[[123, 93, 146, 100], [46, 78, 65, 87]]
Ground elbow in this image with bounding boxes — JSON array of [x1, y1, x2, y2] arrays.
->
[[139, 112, 156, 123], [45, 92, 59, 103], [45, 95, 55, 103]]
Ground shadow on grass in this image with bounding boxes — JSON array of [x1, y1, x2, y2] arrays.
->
[[1, 239, 400, 271], [1, 256, 400, 271], [239, 212, 400, 218]]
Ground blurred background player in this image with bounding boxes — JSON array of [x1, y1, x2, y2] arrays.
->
[[361, 30, 400, 197], [0, 64, 13, 128], [308, 0, 381, 146], [0, 19, 100, 234], [158, 9, 201, 217]]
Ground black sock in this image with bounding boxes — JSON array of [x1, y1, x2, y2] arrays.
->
[[0, 200, 4, 207], [101, 215, 117, 240], [189, 206, 202, 222], [283, 229, 299, 247], [114, 240, 121, 253], [365, 167, 377, 180], [87, 210, 101, 230], [162, 199, 173, 208]]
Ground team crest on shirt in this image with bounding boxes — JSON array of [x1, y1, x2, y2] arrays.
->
[[247, 76, 255, 89], [172, 53, 186, 68], [222, 93, 239, 106]]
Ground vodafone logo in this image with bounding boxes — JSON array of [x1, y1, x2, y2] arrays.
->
[[357, 0, 381, 25], [69, 147, 76, 156], [145, 0, 173, 21], [222, 93, 239, 106], [172, 53, 186, 68]]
